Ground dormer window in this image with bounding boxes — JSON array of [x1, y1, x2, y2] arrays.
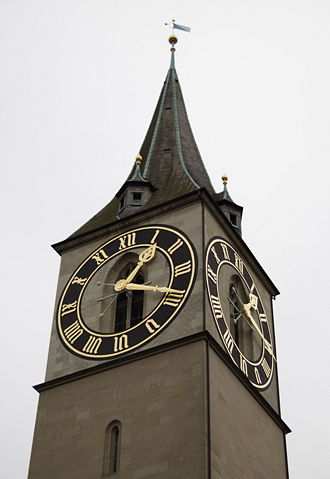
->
[[132, 192, 142, 205]]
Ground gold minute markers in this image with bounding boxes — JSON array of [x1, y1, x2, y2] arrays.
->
[[205, 237, 275, 390], [57, 225, 196, 360]]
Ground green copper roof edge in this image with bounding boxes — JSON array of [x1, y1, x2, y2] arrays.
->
[[172, 69, 200, 189], [129, 162, 147, 182], [143, 70, 171, 178], [222, 183, 234, 202]]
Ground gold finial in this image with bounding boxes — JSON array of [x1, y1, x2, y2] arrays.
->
[[222, 174, 228, 185], [135, 154, 142, 165], [169, 35, 178, 51]]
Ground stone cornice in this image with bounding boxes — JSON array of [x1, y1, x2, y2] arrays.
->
[[34, 330, 290, 435]]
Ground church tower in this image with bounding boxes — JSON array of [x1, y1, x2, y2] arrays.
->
[[28, 36, 290, 479]]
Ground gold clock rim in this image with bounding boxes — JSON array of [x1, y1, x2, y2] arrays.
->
[[205, 237, 274, 389], [57, 225, 196, 358]]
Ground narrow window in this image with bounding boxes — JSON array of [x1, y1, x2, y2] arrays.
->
[[130, 273, 144, 327], [228, 277, 254, 359], [132, 192, 142, 205], [114, 292, 127, 333], [103, 421, 121, 476], [229, 284, 240, 345], [114, 264, 144, 332]]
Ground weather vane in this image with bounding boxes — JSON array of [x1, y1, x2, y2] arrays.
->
[[165, 19, 191, 35]]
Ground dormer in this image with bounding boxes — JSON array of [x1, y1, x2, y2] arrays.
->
[[215, 175, 243, 236], [116, 155, 155, 218]]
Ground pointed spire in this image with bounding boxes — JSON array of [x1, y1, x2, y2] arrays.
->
[[67, 38, 216, 239], [135, 35, 215, 209]]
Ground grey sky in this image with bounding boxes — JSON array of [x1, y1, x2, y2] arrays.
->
[[1, 1, 329, 477]]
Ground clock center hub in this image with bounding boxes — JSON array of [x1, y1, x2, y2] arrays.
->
[[114, 279, 127, 292]]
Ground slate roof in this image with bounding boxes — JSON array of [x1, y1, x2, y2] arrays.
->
[[68, 48, 215, 239]]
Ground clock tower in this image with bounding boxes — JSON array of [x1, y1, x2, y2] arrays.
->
[[28, 37, 290, 478]]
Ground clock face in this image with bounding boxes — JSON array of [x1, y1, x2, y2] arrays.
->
[[205, 237, 275, 390], [57, 225, 197, 359]]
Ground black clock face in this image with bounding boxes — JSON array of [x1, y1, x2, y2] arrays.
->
[[57, 225, 197, 359], [205, 237, 275, 390]]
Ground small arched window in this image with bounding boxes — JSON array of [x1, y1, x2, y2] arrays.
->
[[229, 276, 254, 358], [114, 263, 144, 333], [229, 283, 241, 345], [103, 421, 121, 476]]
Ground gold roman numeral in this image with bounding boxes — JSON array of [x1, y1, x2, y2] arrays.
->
[[64, 320, 83, 343], [211, 246, 221, 264], [210, 295, 223, 319], [223, 329, 234, 354], [259, 313, 267, 322], [255, 367, 262, 384], [240, 356, 248, 376], [264, 339, 273, 356], [145, 318, 160, 334], [72, 276, 87, 286], [163, 291, 185, 307], [174, 260, 192, 277], [118, 233, 136, 250], [168, 239, 183, 255], [151, 229, 160, 244], [207, 265, 217, 284], [61, 301, 77, 316], [261, 358, 271, 378], [114, 334, 129, 352], [92, 249, 109, 265], [220, 243, 230, 260], [83, 336, 102, 354], [234, 252, 244, 274]]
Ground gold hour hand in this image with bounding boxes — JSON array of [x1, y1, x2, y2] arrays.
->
[[243, 307, 277, 362], [114, 244, 157, 292], [125, 283, 184, 294], [125, 243, 157, 283]]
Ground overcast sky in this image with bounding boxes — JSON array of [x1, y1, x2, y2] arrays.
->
[[1, 1, 329, 477]]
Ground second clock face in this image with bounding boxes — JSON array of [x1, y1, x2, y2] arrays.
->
[[205, 237, 275, 390], [57, 225, 197, 359]]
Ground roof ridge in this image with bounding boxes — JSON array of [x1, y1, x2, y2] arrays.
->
[[143, 70, 171, 178], [171, 68, 200, 189]]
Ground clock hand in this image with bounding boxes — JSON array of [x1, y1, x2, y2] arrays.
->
[[114, 244, 157, 292], [230, 288, 274, 358], [97, 293, 117, 302], [98, 281, 151, 317], [125, 283, 184, 294], [243, 307, 277, 362], [228, 295, 241, 314], [99, 294, 118, 318], [230, 286, 247, 308], [227, 295, 253, 329], [232, 285, 258, 315]]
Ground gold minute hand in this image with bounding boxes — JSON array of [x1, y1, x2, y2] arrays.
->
[[243, 306, 277, 362], [125, 283, 184, 294]]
